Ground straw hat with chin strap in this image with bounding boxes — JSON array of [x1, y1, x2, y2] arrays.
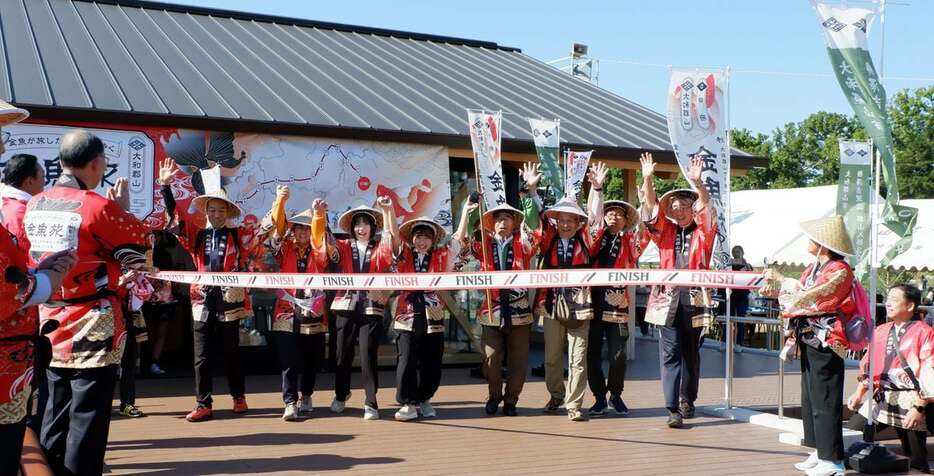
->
[[481, 203, 525, 231], [338, 205, 383, 235], [400, 216, 446, 243], [192, 188, 242, 219], [603, 200, 639, 232], [543, 197, 588, 222], [800, 215, 854, 256], [287, 209, 314, 227]]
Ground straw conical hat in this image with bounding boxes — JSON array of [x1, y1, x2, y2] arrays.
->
[[287, 209, 314, 227], [481, 203, 525, 231], [192, 188, 242, 219], [338, 205, 383, 234], [603, 200, 639, 232], [400, 216, 446, 243], [800, 215, 854, 256], [659, 188, 699, 213], [544, 196, 588, 222], [0, 99, 29, 127]]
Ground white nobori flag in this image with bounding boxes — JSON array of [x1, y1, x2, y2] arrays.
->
[[665, 69, 731, 269], [467, 110, 506, 211]]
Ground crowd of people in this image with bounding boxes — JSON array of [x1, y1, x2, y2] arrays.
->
[[1, 100, 932, 476]]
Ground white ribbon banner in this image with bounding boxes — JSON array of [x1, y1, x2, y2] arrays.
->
[[151, 268, 764, 292]]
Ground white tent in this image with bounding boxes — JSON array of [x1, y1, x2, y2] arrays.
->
[[640, 185, 932, 271]]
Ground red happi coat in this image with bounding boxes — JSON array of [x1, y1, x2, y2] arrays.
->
[[645, 205, 716, 271], [26, 176, 151, 368], [780, 259, 855, 357], [470, 232, 535, 327], [0, 229, 38, 424], [393, 242, 458, 333], [861, 320, 934, 392], [1, 189, 30, 254], [588, 225, 648, 323], [330, 237, 394, 317], [534, 221, 596, 320], [175, 219, 259, 322], [270, 237, 329, 334]]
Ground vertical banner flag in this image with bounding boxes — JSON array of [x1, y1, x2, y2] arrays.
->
[[666, 69, 732, 269], [528, 118, 563, 197], [813, 2, 917, 265], [467, 110, 506, 211], [564, 150, 593, 203], [836, 139, 872, 281]]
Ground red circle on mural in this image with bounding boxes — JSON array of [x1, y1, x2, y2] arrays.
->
[[357, 177, 371, 191]]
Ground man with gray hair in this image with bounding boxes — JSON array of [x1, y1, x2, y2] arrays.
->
[[25, 129, 153, 476]]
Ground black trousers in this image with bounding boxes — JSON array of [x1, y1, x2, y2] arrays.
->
[[40, 366, 116, 476], [658, 306, 704, 411], [848, 412, 929, 471], [193, 315, 245, 407], [0, 419, 26, 476], [800, 343, 845, 461], [334, 313, 383, 408], [275, 332, 325, 404], [395, 330, 444, 405], [119, 319, 138, 406], [587, 318, 628, 400]]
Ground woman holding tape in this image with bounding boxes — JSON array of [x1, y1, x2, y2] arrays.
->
[[263, 185, 333, 421], [761, 215, 855, 476], [326, 196, 397, 420]]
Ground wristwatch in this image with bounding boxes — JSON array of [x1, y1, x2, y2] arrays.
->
[[914, 404, 926, 413]]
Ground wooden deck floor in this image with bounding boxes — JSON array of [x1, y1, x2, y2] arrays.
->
[[102, 340, 922, 475]]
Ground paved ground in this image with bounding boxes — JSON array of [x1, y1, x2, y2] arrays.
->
[[103, 339, 923, 475]]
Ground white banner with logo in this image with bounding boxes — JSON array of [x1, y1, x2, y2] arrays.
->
[[564, 150, 593, 202], [666, 69, 732, 268], [467, 110, 506, 211], [0, 123, 155, 219]]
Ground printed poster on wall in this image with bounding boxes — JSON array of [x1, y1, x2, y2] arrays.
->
[[0, 123, 156, 220]]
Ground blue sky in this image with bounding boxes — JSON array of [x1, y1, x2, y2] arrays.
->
[[165, 0, 933, 136]]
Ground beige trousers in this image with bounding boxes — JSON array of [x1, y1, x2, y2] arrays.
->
[[544, 318, 589, 411]]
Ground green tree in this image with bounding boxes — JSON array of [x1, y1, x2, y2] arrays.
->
[[730, 128, 772, 191], [889, 86, 934, 199]]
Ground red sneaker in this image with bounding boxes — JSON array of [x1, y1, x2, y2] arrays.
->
[[232, 397, 249, 414], [186, 405, 212, 422]]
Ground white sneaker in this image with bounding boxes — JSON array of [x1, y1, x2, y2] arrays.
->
[[149, 363, 166, 376], [395, 404, 418, 421], [300, 395, 312, 414], [805, 459, 845, 476], [363, 405, 380, 421], [282, 403, 299, 421], [418, 401, 437, 418], [794, 451, 819, 471], [330, 397, 346, 414]]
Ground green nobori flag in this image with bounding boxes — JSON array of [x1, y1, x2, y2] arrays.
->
[[528, 118, 562, 197], [836, 139, 872, 282], [814, 2, 917, 266]]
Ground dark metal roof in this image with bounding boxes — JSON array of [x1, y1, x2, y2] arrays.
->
[[0, 0, 759, 164]]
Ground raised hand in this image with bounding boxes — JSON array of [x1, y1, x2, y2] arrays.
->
[[639, 152, 656, 178], [521, 162, 543, 190], [588, 161, 609, 190], [276, 184, 290, 202], [376, 195, 393, 210], [688, 155, 704, 184], [107, 177, 131, 211], [311, 198, 328, 213], [158, 157, 176, 186]]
